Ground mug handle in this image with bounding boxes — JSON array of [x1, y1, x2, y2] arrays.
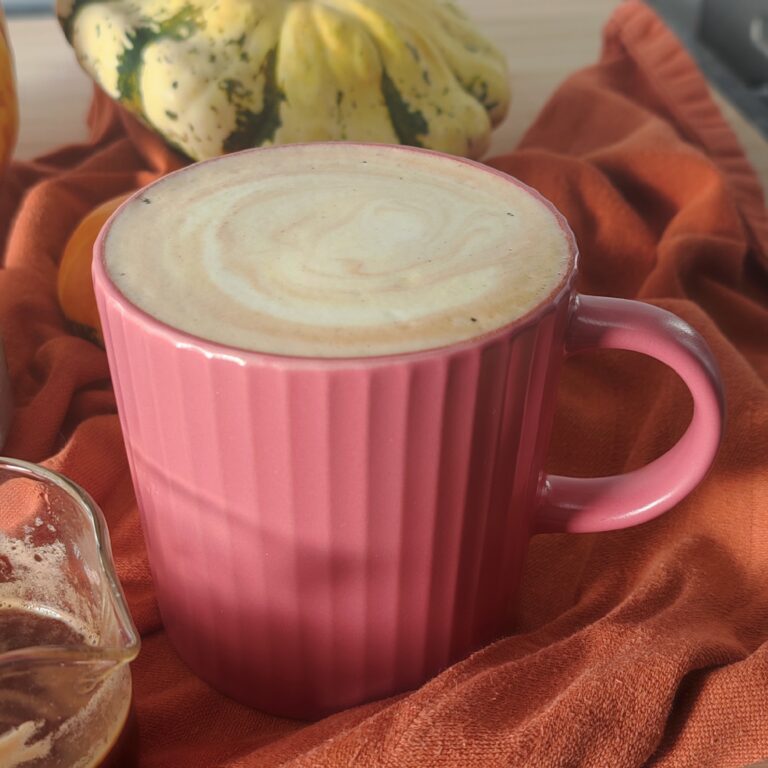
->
[[536, 294, 725, 534]]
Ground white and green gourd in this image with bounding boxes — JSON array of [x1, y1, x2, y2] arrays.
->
[[56, 0, 511, 161]]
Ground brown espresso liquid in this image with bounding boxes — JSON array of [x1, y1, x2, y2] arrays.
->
[[0, 608, 136, 768]]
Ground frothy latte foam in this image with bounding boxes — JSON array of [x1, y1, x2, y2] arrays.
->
[[104, 144, 572, 357]]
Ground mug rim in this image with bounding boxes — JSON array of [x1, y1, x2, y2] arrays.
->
[[93, 142, 579, 369]]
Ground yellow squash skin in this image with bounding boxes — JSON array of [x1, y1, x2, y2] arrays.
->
[[0, 4, 18, 174], [56, 0, 510, 160]]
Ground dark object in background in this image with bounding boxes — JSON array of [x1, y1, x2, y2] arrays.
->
[[647, 0, 768, 137], [701, 0, 768, 87], [3, 0, 49, 15]]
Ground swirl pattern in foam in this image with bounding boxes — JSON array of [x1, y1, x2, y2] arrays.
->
[[104, 144, 572, 357]]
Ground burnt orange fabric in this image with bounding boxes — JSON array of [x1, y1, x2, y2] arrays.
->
[[2, 2, 768, 766]]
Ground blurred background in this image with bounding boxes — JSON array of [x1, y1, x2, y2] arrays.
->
[[3, 0, 767, 187], [647, 0, 768, 137]]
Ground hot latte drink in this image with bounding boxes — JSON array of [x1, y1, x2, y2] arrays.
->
[[104, 144, 572, 357]]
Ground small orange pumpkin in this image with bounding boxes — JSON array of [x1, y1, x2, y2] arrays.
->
[[0, 4, 18, 173], [58, 193, 131, 345]]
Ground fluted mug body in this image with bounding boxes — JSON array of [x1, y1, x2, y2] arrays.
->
[[94, 144, 724, 719]]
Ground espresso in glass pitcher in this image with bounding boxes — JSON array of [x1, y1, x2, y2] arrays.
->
[[0, 458, 140, 767]]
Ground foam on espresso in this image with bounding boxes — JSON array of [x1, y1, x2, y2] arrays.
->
[[104, 144, 572, 357], [0, 531, 131, 768]]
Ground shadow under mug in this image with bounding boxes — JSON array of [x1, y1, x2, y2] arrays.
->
[[93, 146, 724, 720]]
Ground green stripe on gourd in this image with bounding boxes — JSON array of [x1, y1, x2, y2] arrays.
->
[[380, 69, 428, 148], [116, 6, 201, 112], [222, 48, 284, 153]]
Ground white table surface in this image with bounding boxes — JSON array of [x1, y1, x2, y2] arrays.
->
[[5, 2, 768, 191]]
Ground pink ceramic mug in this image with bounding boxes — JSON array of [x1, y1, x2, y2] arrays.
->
[[93, 147, 724, 720]]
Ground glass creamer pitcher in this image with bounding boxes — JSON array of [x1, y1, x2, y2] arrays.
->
[[0, 457, 139, 767]]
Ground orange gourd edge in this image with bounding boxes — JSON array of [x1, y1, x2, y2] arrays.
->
[[0, 6, 19, 173], [58, 194, 132, 346]]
